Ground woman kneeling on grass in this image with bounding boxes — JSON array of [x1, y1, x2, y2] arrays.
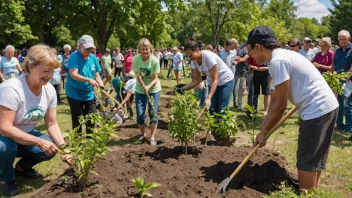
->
[[174, 39, 234, 115], [132, 38, 161, 146], [0, 45, 72, 197]]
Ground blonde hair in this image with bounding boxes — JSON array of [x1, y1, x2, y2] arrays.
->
[[137, 38, 153, 54], [321, 37, 332, 48], [22, 44, 60, 74]]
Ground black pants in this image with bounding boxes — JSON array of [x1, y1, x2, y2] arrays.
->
[[159, 59, 163, 68], [114, 67, 122, 77], [53, 84, 62, 103], [163, 59, 168, 69], [67, 97, 97, 134]]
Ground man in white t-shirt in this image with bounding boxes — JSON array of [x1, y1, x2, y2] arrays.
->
[[299, 37, 315, 61], [245, 26, 338, 192]]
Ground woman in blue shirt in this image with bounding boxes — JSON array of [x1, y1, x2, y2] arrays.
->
[[65, 35, 104, 133]]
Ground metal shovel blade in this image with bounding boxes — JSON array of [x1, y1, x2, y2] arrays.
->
[[216, 177, 232, 193]]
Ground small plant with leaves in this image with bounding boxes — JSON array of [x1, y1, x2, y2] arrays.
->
[[168, 90, 202, 154], [322, 71, 350, 95], [64, 113, 118, 191], [131, 176, 161, 197], [244, 104, 256, 144], [205, 109, 239, 138]]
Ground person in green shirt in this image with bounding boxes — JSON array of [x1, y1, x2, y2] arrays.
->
[[132, 38, 161, 146], [101, 49, 112, 86]]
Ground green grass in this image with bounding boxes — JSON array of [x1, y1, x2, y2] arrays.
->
[[2, 67, 352, 198]]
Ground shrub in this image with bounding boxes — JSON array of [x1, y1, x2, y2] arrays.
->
[[205, 109, 239, 138], [323, 71, 350, 95], [64, 113, 118, 191], [168, 91, 202, 154]]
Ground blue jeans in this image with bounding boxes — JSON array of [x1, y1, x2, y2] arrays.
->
[[209, 79, 235, 114], [336, 95, 352, 132], [135, 91, 160, 125], [0, 130, 55, 182]]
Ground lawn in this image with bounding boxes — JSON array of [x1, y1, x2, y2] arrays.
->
[[2, 67, 352, 198]]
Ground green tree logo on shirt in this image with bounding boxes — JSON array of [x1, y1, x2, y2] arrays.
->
[[140, 68, 152, 77], [22, 107, 45, 123]]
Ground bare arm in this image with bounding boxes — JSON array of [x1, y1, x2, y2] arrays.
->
[[0, 105, 58, 156], [94, 72, 104, 87], [119, 91, 132, 107], [146, 73, 159, 89], [44, 108, 66, 148], [207, 65, 219, 100], [183, 68, 202, 90], [69, 68, 92, 82], [0, 69, 5, 82], [16, 63, 23, 75], [255, 80, 289, 147]]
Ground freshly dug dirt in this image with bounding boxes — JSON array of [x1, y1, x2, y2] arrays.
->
[[32, 119, 292, 198]]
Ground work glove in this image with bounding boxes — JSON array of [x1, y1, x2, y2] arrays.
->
[[174, 86, 185, 94]]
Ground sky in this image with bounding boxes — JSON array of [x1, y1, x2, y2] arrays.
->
[[293, 0, 333, 20]]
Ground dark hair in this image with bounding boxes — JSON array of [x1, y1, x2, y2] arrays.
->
[[184, 38, 203, 51], [225, 40, 232, 47]]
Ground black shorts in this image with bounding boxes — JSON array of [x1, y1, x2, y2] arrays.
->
[[253, 74, 270, 95], [296, 108, 338, 171]]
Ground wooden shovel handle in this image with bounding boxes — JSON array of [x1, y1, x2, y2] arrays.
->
[[99, 87, 131, 118], [229, 106, 297, 179]]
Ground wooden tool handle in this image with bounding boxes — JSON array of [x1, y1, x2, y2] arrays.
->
[[99, 87, 130, 118], [229, 106, 297, 179], [196, 106, 207, 121]]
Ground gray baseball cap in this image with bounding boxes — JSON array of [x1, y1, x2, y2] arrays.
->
[[78, 35, 96, 49]]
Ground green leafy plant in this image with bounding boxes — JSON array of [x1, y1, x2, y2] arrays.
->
[[168, 91, 202, 154], [205, 109, 239, 138], [244, 104, 256, 144], [64, 113, 118, 191], [323, 71, 350, 95], [131, 176, 161, 197]]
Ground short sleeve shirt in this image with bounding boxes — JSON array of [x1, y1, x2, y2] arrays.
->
[[50, 68, 61, 85], [299, 48, 316, 61], [235, 48, 249, 77], [123, 78, 136, 94], [132, 54, 161, 94], [124, 55, 134, 73], [190, 50, 234, 86], [173, 52, 183, 67], [65, 51, 101, 101], [113, 53, 124, 68], [269, 48, 338, 120], [0, 74, 57, 133], [333, 43, 352, 73], [311, 50, 334, 73], [0, 57, 20, 80], [101, 55, 112, 69]]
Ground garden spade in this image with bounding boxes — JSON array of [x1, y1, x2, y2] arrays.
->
[[216, 106, 298, 193]]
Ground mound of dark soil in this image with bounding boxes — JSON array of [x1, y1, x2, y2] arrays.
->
[[32, 120, 292, 198]]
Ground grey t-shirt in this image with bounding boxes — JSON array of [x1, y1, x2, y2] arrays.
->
[[191, 50, 234, 86], [235, 47, 249, 77]]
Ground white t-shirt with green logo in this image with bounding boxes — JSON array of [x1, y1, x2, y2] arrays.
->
[[0, 74, 57, 133]]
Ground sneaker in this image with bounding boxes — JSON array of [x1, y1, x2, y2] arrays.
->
[[150, 140, 157, 146], [137, 135, 145, 141], [0, 180, 19, 197], [15, 168, 43, 179]]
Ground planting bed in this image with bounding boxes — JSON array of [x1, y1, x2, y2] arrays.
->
[[32, 98, 293, 198]]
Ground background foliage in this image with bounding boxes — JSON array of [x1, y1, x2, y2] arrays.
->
[[1, 0, 346, 51]]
